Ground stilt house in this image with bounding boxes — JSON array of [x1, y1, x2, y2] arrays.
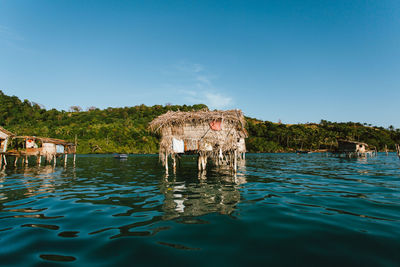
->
[[5, 136, 77, 166], [335, 139, 376, 158], [149, 109, 247, 173]]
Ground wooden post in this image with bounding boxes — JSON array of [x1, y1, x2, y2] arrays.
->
[[396, 144, 400, 159], [3, 155, 7, 166], [198, 154, 201, 171], [165, 151, 168, 174], [0, 154, 2, 168], [201, 155, 207, 170], [234, 150, 237, 173], [53, 155, 56, 167], [74, 135, 77, 166], [14, 157, 18, 166], [25, 155, 28, 165], [38, 155, 41, 166], [172, 154, 176, 173]]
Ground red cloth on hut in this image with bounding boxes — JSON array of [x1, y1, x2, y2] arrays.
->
[[209, 120, 222, 131]]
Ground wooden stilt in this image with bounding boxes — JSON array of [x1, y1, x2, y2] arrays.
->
[[25, 155, 28, 165], [201, 155, 207, 170], [53, 155, 56, 167], [38, 155, 41, 166], [234, 150, 237, 173], [14, 157, 18, 166], [73, 153, 76, 165], [3, 155, 7, 166], [198, 155, 201, 171], [0, 155, 2, 168], [64, 154, 68, 167], [172, 154, 176, 173], [165, 151, 168, 174]]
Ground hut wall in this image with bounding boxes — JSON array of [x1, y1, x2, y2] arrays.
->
[[42, 143, 56, 154], [0, 138, 8, 152], [65, 145, 76, 154], [238, 138, 246, 153], [161, 121, 241, 153], [338, 142, 357, 152], [56, 145, 65, 154], [356, 144, 366, 153]]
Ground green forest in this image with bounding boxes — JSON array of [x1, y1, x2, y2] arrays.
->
[[1, 90, 399, 154]]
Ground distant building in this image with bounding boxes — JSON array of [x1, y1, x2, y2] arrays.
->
[[9, 136, 77, 162], [334, 139, 376, 158]]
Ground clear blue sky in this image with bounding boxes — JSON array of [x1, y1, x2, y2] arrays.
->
[[1, 0, 399, 127]]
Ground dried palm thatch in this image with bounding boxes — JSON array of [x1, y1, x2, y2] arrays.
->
[[149, 109, 247, 172], [149, 109, 246, 133]]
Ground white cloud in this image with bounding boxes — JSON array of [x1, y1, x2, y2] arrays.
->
[[180, 89, 233, 109], [166, 61, 234, 109], [204, 92, 233, 109]]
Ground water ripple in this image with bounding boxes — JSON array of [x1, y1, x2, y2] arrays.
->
[[0, 153, 399, 265]]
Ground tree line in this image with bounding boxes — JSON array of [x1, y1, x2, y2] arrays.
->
[[1, 90, 399, 154]]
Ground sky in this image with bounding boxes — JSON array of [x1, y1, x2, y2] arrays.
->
[[0, 0, 399, 127]]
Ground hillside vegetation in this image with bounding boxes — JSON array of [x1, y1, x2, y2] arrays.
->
[[1, 90, 399, 153]]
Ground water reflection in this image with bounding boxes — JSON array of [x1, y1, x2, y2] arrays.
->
[[160, 170, 246, 220], [0, 156, 248, 240]]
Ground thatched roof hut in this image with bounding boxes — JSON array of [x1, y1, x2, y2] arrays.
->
[[10, 136, 76, 157], [3, 135, 77, 167], [334, 139, 376, 158], [337, 140, 368, 153], [149, 109, 247, 173]]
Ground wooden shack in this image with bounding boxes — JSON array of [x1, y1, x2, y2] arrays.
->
[[6, 136, 77, 166], [149, 109, 247, 173], [334, 139, 376, 158]]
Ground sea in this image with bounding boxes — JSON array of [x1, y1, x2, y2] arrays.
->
[[0, 153, 399, 266]]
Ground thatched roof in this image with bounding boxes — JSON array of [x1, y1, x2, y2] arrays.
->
[[13, 136, 76, 146], [338, 139, 368, 146], [149, 109, 246, 133], [0, 126, 15, 137]]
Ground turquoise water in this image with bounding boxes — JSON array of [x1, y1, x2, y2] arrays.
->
[[0, 153, 399, 266]]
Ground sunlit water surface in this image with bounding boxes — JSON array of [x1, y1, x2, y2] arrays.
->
[[0, 153, 399, 266]]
